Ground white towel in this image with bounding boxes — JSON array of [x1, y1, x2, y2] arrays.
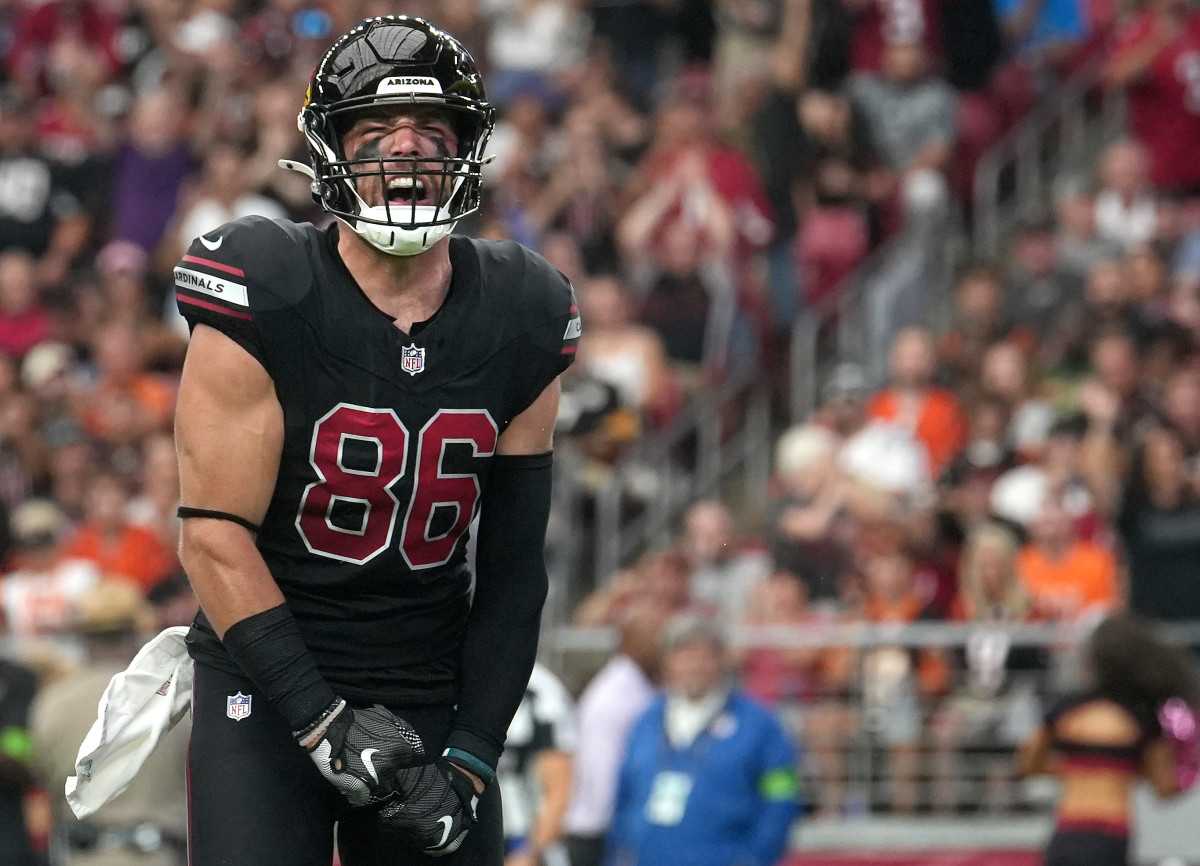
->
[[66, 626, 194, 818]]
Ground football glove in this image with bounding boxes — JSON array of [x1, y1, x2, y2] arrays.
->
[[295, 699, 425, 806], [377, 758, 480, 856]]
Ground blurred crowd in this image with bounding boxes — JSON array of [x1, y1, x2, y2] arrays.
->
[[0, 0, 1193, 862], [563, 0, 1200, 831]]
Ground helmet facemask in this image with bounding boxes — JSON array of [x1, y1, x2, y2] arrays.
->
[[300, 98, 493, 256]]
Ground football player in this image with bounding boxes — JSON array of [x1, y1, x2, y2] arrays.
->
[[173, 16, 579, 865]]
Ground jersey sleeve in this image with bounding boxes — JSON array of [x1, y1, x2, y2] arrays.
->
[[512, 250, 579, 416], [173, 218, 273, 364]]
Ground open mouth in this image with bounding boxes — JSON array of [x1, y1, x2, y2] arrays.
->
[[386, 175, 433, 208]]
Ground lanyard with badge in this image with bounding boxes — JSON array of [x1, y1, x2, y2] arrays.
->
[[644, 705, 732, 827]]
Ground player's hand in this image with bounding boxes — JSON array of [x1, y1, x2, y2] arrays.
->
[[378, 758, 480, 856], [295, 699, 425, 806]]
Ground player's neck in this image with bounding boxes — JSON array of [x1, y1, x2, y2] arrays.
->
[[337, 229, 453, 332]]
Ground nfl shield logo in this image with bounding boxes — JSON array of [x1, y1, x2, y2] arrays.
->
[[227, 692, 252, 721], [401, 343, 425, 376]]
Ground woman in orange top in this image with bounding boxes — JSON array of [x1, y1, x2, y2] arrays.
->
[[1017, 493, 1122, 620], [1019, 613, 1199, 866], [866, 327, 967, 477]]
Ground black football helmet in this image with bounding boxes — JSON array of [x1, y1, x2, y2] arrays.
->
[[285, 16, 495, 256]]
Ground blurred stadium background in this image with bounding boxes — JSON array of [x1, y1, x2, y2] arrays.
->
[[0, 0, 1199, 863]]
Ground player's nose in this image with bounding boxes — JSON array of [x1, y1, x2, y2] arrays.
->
[[384, 122, 423, 157]]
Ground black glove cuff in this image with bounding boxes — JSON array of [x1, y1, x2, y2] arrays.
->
[[440, 759, 481, 817]]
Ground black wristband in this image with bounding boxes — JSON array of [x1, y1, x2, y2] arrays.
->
[[221, 604, 337, 733]]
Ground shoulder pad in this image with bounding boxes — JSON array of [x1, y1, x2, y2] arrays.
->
[[174, 216, 315, 318], [469, 239, 578, 350]]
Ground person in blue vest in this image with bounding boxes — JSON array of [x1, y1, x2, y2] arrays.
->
[[606, 612, 800, 866]]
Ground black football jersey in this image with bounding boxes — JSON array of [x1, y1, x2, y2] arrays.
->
[[174, 217, 579, 706]]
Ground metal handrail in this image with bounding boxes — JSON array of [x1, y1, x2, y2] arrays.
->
[[736, 619, 1200, 648], [549, 618, 1200, 653], [589, 373, 773, 586], [788, 210, 964, 424], [972, 56, 1121, 261], [788, 235, 902, 422], [790, 56, 1124, 425]]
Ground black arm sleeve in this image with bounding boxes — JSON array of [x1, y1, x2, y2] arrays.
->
[[444, 452, 554, 773]]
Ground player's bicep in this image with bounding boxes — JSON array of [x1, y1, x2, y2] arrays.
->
[[497, 377, 561, 456], [176, 323, 284, 522]]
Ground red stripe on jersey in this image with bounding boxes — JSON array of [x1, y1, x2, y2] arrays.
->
[[569, 304, 578, 313], [1058, 754, 1140, 772], [177, 292, 254, 321], [560, 346, 578, 355], [1056, 818, 1130, 837], [182, 254, 246, 277]]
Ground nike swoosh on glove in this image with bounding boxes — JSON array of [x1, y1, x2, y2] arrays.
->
[[378, 758, 479, 856], [295, 700, 425, 806]]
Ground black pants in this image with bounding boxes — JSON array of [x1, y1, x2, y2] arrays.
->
[[188, 663, 504, 866], [565, 834, 606, 866], [1044, 828, 1129, 866]]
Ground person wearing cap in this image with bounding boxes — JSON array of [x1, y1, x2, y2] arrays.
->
[[810, 363, 871, 441], [0, 499, 99, 642], [30, 579, 189, 866], [1016, 489, 1122, 622], [606, 613, 799, 866], [93, 240, 186, 371]]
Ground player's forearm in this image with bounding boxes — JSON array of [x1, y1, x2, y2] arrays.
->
[[180, 521, 286, 637], [446, 452, 554, 776], [180, 520, 340, 738], [530, 752, 572, 854], [450, 556, 547, 772]]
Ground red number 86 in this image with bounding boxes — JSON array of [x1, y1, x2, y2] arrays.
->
[[296, 404, 498, 568]]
